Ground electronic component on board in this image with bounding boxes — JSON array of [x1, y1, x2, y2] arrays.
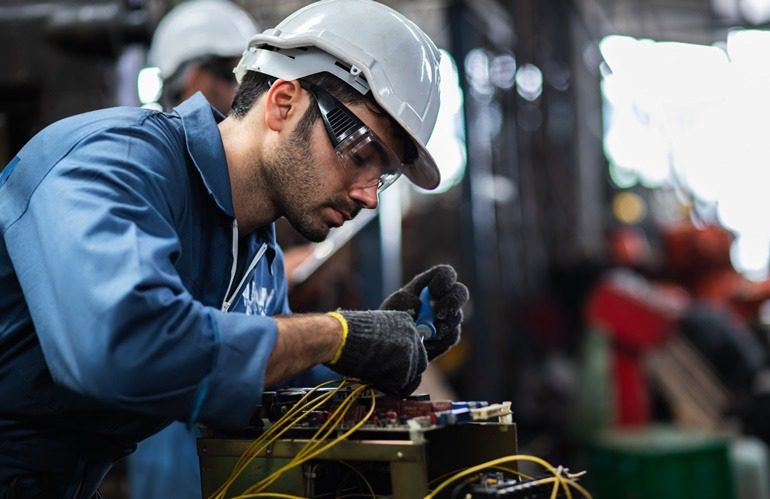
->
[[248, 387, 512, 434]]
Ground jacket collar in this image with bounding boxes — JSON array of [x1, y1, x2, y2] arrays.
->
[[175, 93, 278, 263], [174, 92, 234, 217]]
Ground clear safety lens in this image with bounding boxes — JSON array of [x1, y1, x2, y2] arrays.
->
[[301, 80, 404, 194], [335, 127, 402, 192]]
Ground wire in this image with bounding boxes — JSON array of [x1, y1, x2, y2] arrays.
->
[[245, 386, 366, 492], [242, 385, 376, 494], [235, 383, 368, 494], [212, 383, 591, 499], [449, 473, 481, 499], [429, 465, 533, 489], [489, 465, 534, 481], [332, 460, 377, 499], [209, 380, 348, 499], [229, 494, 305, 499], [211, 383, 343, 498], [555, 466, 573, 499], [423, 454, 592, 499]]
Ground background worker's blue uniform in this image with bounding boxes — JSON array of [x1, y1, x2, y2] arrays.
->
[[0, 93, 293, 498]]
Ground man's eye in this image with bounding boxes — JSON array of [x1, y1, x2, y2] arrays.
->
[[350, 152, 366, 167]]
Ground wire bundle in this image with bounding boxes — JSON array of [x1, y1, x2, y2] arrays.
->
[[209, 379, 376, 499], [208, 381, 592, 499], [425, 454, 592, 499]]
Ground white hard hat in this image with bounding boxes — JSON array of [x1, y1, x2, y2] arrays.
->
[[234, 0, 442, 190], [149, 0, 259, 80]]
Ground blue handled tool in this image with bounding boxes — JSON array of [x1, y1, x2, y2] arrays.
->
[[415, 287, 436, 340]]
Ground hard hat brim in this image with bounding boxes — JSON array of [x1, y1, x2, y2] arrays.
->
[[406, 143, 441, 190]]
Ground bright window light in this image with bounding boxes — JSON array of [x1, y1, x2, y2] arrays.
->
[[515, 63, 543, 101], [137, 66, 163, 105], [600, 31, 770, 279], [732, 233, 770, 280]]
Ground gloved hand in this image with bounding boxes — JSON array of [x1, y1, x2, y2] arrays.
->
[[380, 264, 469, 361], [326, 310, 427, 397]]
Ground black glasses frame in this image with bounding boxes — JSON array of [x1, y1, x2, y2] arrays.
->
[[299, 81, 369, 151]]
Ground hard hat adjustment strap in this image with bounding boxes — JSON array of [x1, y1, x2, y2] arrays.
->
[[234, 45, 370, 96]]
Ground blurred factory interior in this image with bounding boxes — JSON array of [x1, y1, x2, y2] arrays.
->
[[4, 0, 770, 497]]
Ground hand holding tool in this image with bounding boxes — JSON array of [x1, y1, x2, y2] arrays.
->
[[326, 310, 427, 397], [380, 264, 469, 361]]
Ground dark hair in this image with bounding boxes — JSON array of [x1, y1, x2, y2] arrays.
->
[[230, 71, 417, 162], [230, 71, 368, 118]]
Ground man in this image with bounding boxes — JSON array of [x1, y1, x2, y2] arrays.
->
[[128, 2, 260, 497], [0, 1, 468, 498], [147, 0, 259, 114]]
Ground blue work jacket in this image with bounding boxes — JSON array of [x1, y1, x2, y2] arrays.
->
[[0, 93, 288, 487]]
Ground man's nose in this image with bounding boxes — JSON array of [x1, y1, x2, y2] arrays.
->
[[348, 183, 378, 209]]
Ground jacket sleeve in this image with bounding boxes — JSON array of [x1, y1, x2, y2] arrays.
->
[[2, 123, 275, 429]]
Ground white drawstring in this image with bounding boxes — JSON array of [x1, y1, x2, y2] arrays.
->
[[221, 220, 239, 312], [221, 219, 269, 312]]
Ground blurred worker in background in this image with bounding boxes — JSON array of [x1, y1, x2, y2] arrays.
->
[[128, 2, 260, 497], [147, 0, 259, 114], [0, 1, 468, 498]]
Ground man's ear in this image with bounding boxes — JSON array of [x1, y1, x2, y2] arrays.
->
[[265, 79, 304, 132]]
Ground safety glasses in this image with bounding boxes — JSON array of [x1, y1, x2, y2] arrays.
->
[[300, 81, 403, 193]]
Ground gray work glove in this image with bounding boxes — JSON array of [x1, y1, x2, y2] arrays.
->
[[380, 264, 469, 361], [326, 310, 427, 397]]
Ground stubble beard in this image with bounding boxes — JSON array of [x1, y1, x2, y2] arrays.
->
[[262, 132, 333, 243]]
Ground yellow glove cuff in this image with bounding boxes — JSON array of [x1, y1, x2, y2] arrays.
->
[[326, 311, 348, 365]]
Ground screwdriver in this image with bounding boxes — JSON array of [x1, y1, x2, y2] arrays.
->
[[415, 287, 436, 340]]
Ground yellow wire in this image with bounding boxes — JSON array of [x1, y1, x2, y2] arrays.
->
[[283, 385, 367, 460], [213, 383, 592, 499], [427, 465, 532, 489], [210, 380, 348, 499], [288, 387, 376, 464], [211, 384, 342, 499], [424, 454, 592, 499], [291, 385, 369, 460], [291, 385, 364, 456], [549, 476, 560, 499], [558, 467, 574, 499], [245, 385, 376, 494], [489, 465, 534, 481], [238, 384, 350, 489], [332, 460, 377, 499], [562, 476, 593, 499], [243, 385, 366, 493], [428, 469, 471, 487], [249, 386, 375, 493], [229, 493, 305, 499], [210, 383, 336, 499], [242, 384, 367, 493]]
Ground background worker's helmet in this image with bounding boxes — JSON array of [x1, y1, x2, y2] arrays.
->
[[234, 0, 443, 190], [149, 0, 259, 81]]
